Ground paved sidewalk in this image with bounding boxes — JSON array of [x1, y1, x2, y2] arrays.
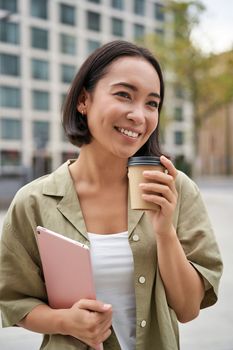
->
[[179, 182, 233, 350], [0, 179, 233, 349]]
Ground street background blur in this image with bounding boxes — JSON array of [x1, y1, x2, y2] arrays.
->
[[0, 0, 233, 349]]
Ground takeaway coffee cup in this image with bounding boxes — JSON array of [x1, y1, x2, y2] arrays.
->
[[128, 156, 164, 210]]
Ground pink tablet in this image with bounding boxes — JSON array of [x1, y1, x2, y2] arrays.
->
[[36, 226, 96, 309]]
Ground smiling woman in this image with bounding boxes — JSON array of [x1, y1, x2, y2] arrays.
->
[[62, 40, 164, 158], [73, 56, 161, 160], [0, 40, 223, 350]]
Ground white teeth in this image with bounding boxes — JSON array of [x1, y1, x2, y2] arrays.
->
[[118, 128, 139, 138]]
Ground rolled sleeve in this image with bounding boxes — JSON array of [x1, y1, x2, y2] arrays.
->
[[175, 172, 223, 309], [0, 217, 47, 327]]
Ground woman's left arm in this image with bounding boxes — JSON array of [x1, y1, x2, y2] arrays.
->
[[140, 155, 205, 323]]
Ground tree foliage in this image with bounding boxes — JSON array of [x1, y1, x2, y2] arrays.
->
[[144, 0, 233, 146]]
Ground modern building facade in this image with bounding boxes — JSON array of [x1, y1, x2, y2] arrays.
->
[[0, 0, 193, 180]]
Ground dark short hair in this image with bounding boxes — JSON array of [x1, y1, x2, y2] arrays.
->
[[62, 40, 164, 156]]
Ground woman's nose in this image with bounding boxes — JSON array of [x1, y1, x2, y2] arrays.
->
[[126, 106, 145, 124]]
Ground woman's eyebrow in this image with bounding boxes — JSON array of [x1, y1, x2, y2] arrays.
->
[[110, 82, 160, 99]]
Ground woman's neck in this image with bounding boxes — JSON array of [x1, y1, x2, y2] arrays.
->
[[69, 145, 128, 188]]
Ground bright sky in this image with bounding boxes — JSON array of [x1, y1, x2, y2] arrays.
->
[[191, 0, 233, 54]]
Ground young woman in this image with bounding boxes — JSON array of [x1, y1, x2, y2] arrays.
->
[[0, 40, 222, 350]]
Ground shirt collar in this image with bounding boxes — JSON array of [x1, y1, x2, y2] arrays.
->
[[42, 160, 144, 239]]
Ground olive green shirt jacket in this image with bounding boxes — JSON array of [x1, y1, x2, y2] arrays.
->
[[0, 161, 223, 350]]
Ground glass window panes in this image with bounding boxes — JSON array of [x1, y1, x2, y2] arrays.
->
[[154, 3, 165, 21], [111, 0, 123, 10], [60, 33, 76, 55], [60, 3, 76, 26], [87, 39, 101, 54], [31, 27, 48, 50], [61, 64, 76, 83], [0, 118, 21, 139], [155, 28, 164, 37], [0, 0, 17, 12], [174, 131, 184, 145], [0, 150, 21, 166], [33, 121, 50, 147], [0, 86, 21, 108], [134, 0, 145, 16], [60, 93, 67, 110], [87, 11, 101, 31], [0, 21, 19, 44], [0, 53, 20, 76], [30, 0, 47, 19], [174, 84, 184, 98], [134, 23, 144, 39], [31, 58, 49, 80], [112, 17, 124, 37], [62, 151, 79, 162], [174, 107, 183, 121], [32, 90, 49, 110]]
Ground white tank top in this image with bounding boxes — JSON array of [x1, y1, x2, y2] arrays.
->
[[88, 231, 136, 350]]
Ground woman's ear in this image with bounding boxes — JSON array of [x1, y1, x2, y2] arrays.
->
[[77, 89, 89, 114]]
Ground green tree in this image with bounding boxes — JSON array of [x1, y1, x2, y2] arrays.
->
[[143, 1, 233, 163]]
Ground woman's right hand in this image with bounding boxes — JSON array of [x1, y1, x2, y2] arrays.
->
[[60, 299, 112, 349]]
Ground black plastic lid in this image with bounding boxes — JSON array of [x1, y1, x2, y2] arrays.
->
[[128, 156, 162, 166]]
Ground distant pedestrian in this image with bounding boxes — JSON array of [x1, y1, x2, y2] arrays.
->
[[0, 40, 223, 350]]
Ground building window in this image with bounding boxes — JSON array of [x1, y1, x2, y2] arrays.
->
[[174, 84, 184, 98], [111, 17, 124, 37], [62, 151, 79, 163], [134, 23, 144, 39], [31, 27, 48, 50], [0, 150, 21, 166], [86, 39, 101, 54], [111, 0, 123, 10], [174, 107, 183, 121], [32, 90, 49, 110], [30, 0, 47, 19], [88, 0, 101, 3], [60, 93, 67, 110], [134, 0, 145, 16], [33, 121, 50, 147], [87, 11, 101, 31], [174, 131, 184, 145], [0, 0, 18, 12], [0, 21, 19, 44], [60, 3, 76, 26], [61, 64, 76, 83], [0, 86, 21, 108], [0, 118, 21, 139], [154, 3, 165, 21], [155, 28, 164, 37], [0, 53, 20, 76], [31, 58, 49, 80], [60, 33, 76, 55]]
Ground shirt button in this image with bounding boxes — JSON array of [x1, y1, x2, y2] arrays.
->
[[139, 276, 146, 284], [133, 234, 139, 242], [140, 320, 147, 327]]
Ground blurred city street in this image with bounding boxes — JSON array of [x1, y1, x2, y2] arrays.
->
[[0, 177, 233, 350]]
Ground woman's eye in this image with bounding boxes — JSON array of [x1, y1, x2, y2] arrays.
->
[[147, 101, 159, 109], [115, 91, 131, 99]]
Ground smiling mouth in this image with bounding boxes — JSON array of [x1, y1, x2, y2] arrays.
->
[[115, 127, 141, 139]]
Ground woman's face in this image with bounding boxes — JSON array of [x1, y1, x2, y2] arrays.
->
[[79, 56, 161, 159]]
